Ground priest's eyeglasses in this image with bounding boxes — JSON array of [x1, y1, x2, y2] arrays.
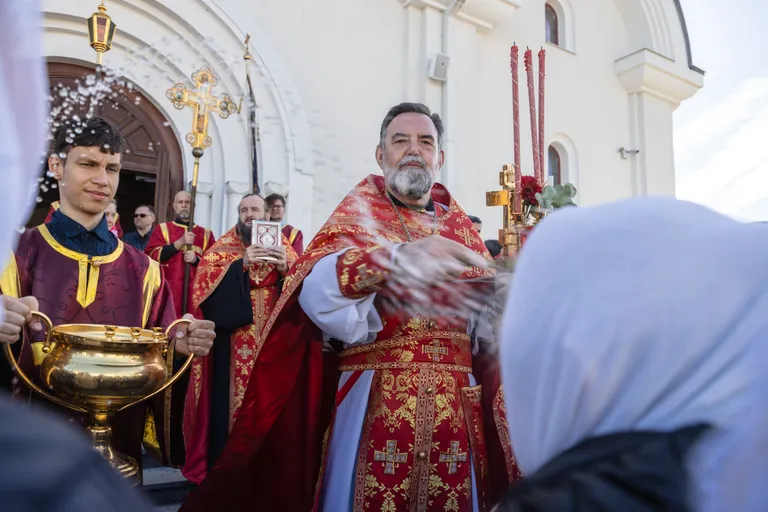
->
[[134, 213, 149, 218]]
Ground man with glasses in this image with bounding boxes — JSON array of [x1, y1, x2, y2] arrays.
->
[[122, 205, 155, 251], [264, 193, 304, 257]]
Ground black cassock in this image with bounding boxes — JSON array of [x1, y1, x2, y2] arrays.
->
[[198, 258, 254, 469]]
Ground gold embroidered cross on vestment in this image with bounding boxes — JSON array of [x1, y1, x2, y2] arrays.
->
[[439, 441, 467, 474], [373, 440, 408, 475], [422, 340, 448, 362], [454, 227, 479, 247], [237, 346, 254, 359]]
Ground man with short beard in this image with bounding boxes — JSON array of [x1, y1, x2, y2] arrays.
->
[[146, 190, 215, 318], [181, 193, 296, 484], [183, 102, 519, 512]]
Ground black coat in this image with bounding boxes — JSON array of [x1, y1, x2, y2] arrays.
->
[[0, 397, 151, 512], [494, 424, 708, 512]]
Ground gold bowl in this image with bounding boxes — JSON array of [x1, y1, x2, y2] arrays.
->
[[3, 312, 194, 483]]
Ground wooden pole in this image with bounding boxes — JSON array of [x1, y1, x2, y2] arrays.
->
[[181, 147, 203, 315]]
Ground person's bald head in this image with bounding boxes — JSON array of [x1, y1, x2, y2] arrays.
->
[[173, 190, 191, 220]]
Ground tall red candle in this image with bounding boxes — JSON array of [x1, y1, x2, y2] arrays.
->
[[538, 48, 546, 186], [511, 45, 521, 213], [524, 49, 540, 188]]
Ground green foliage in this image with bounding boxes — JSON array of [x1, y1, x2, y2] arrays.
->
[[535, 183, 578, 209]]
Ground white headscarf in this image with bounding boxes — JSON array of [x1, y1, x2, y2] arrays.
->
[[500, 197, 768, 511], [0, 1, 47, 308]]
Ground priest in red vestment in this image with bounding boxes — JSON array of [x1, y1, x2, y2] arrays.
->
[[182, 193, 297, 484], [44, 199, 123, 237], [183, 103, 520, 512], [0, 116, 216, 475], [146, 190, 215, 317]]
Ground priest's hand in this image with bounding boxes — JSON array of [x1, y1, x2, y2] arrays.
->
[[183, 250, 197, 264], [266, 246, 288, 274], [243, 244, 270, 266], [174, 314, 215, 357], [0, 296, 43, 344], [395, 236, 489, 285], [174, 231, 196, 250]]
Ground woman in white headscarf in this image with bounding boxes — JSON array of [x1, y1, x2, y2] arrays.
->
[[495, 197, 768, 511]]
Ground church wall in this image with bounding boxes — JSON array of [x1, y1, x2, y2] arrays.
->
[[39, 0, 701, 242], [217, 0, 698, 240], [443, 0, 640, 237], [216, 0, 411, 230]]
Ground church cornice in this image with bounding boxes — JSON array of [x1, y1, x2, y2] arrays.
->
[[616, 48, 703, 105], [400, 0, 525, 31]]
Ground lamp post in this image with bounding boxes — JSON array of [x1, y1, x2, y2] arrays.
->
[[87, 1, 117, 66]]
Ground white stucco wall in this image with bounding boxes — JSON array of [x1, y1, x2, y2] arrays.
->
[[40, 0, 703, 241]]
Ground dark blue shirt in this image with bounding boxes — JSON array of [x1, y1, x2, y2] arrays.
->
[[46, 210, 118, 257], [122, 228, 153, 252]]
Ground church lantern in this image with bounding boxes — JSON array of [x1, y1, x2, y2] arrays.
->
[[87, 1, 117, 66]]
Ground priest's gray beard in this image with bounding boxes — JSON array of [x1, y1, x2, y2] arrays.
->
[[385, 156, 436, 201]]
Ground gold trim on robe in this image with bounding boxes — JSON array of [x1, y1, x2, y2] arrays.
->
[[0, 254, 20, 298], [159, 224, 171, 244], [37, 225, 124, 308], [141, 259, 162, 328]]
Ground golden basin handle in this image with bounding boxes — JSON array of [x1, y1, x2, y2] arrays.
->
[[1, 311, 87, 413], [117, 318, 195, 412]]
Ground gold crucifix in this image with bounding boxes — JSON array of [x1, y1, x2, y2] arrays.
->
[[486, 164, 525, 258], [166, 68, 238, 151], [165, 67, 237, 314]]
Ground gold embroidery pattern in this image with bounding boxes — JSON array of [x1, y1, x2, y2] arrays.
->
[[340, 332, 470, 358], [410, 368, 438, 512], [339, 362, 472, 373], [492, 387, 523, 481]]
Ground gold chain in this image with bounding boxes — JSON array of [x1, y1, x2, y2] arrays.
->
[[385, 191, 439, 243]]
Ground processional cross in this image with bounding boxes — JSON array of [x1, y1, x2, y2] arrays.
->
[[166, 68, 238, 313]]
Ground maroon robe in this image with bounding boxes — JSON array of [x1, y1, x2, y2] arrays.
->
[[0, 224, 186, 470], [146, 221, 215, 318], [282, 224, 304, 257]]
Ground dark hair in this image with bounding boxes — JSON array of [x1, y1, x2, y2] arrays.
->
[[484, 239, 502, 258], [264, 193, 286, 208], [468, 215, 482, 224], [136, 204, 155, 216], [53, 116, 126, 157], [239, 193, 264, 211], [379, 102, 444, 149]]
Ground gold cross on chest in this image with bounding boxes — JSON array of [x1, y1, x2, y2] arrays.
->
[[422, 340, 448, 362], [439, 441, 468, 474], [166, 68, 238, 150], [373, 440, 407, 475], [455, 227, 479, 247], [237, 346, 254, 359]]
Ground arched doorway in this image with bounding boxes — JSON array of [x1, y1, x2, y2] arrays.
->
[[30, 61, 184, 230]]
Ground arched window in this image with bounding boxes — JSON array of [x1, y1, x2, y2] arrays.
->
[[545, 4, 559, 46], [548, 145, 562, 185]]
